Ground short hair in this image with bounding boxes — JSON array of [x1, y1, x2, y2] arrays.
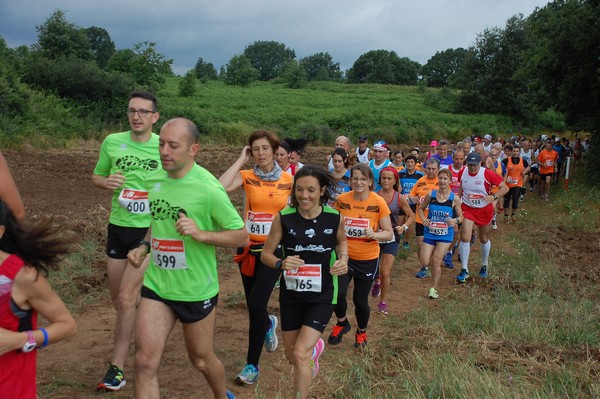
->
[[393, 150, 404, 157], [438, 168, 452, 180], [331, 147, 349, 164], [130, 91, 158, 111], [248, 130, 280, 151], [438, 140, 448, 146], [411, 148, 420, 154], [425, 157, 440, 169], [404, 155, 418, 163], [289, 165, 336, 207], [350, 163, 375, 191]]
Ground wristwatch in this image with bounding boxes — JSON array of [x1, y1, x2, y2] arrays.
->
[[22, 330, 37, 353], [275, 259, 283, 270], [493, 194, 497, 200]]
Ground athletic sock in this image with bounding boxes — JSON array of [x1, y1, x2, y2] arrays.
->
[[459, 241, 470, 271], [481, 240, 491, 266]]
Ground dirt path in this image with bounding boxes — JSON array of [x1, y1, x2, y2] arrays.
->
[[6, 145, 591, 399]]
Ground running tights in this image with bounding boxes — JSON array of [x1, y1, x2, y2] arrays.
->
[[333, 274, 372, 330]]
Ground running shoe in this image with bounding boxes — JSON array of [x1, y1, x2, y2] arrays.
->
[[491, 219, 497, 230], [265, 315, 279, 353], [456, 268, 469, 283], [529, 187, 534, 192], [520, 194, 524, 202], [235, 364, 259, 385], [402, 241, 410, 250], [377, 301, 388, 315], [371, 280, 381, 298], [226, 390, 236, 399], [443, 252, 454, 269], [428, 287, 439, 299], [310, 338, 325, 378], [415, 266, 429, 278], [479, 265, 488, 278], [327, 322, 351, 345], [354, 331, 368, 348], [97, 365, 126, 392]]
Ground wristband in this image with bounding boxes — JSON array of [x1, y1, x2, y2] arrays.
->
[[493, 194, 497, 200], [275, 259, 283, 270], [140, 240, 151, 249], [39, 328, 49, 349]]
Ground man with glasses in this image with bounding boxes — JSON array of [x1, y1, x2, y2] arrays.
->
[[92, 91, 162, 391]]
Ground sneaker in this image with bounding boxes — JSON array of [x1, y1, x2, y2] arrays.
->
[[226, 391, 236, 399], [377, 301, 388, 315], [327, 322, 351, 345], [443, 252, 454, 269], [354, 331, 368, 348], [265, 315, 279, 353], [456, 268, 469, 283], [529, 187, 534, 192], [97, 365, 126, 391], [371, 280, 381, 298], [235, 364, 259, 386], [402, 241, 410, 250], [415, 266, 429, 278], [428, 287, 439, 299], [479, 265, 488, 278], [520, 194, 524, 202], [310, 338, 325, 378], [491, 219, 497, 230]]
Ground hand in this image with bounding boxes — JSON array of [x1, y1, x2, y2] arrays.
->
[[446, 217, 457, 227], [330, 259, 348, 275], [105, 171, 125, 190], [281, 255, 303, 271], [0, 328, 25, 356], [127, 246, 148, 268], [365, 228, 375, 239], [239, 146, 252, 164], [485, 195, 494, 204], [422, 219, 431, 227], [176, 212, 203, 241]]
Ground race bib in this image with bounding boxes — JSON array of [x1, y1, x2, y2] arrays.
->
[[545, 160, 554, 167], [284, 264, 322, 292], [246, 211, 274, 236], [428, 221, 448, 236], [118, 189, 150, 214], [344, 217, 369, 239], [507, 176, 519, 185], [467, 193, 485, 207], [151, 238, 187, 270]]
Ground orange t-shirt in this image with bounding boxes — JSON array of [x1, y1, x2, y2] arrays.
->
[[505, 157, 525, 188], [240, 169, 293, 243], [335, 191, 391, 261], [409, 176, 439, 224], [538, 149, 559, 175]]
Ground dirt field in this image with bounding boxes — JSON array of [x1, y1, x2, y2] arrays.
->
[[4, 145, 598, 399]]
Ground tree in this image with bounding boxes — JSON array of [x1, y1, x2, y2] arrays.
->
[[35, 9, 93, 60], [421, 48, 468, 87], [107, 42, 173, 91], [179, 70, 197, 97], [299, 52, 342, 81], [85, 26, 115, 69], [224, 54, 258, 87], [194, 57, 218, 81], [347, 50, 420, 85], [243, 40, 296, 81], [280, 60, 307, 89]]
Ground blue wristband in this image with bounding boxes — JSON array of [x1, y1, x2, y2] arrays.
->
[[39, 328, 49, 349]]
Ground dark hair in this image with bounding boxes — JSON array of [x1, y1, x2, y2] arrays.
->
[[248, 130, 280, 151], [130, 90, 158, 112], [504, 144, 513, 151], [393, 150, 404, 157], [404, 155, 418, 163], [285, 138, 310, 155], [331, 148, 349, 168], [289, 165, 336, 207], [350, 163, 375, 191], [279, 139, 291, 153], [411, 148, 420, 154], [0, 201, 74, 276]]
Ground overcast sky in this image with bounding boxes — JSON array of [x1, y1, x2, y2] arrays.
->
[[0, 0, 550, 75]]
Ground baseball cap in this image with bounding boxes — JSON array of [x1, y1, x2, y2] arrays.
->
[[555, 137, 561, 142], [484, 134, 492, 141], [358, 135, 367, 141], [465, 152, 482, 165], [430, 140, 438, 147], [541, 134, 548, 140], [372, 140, 386, 151]]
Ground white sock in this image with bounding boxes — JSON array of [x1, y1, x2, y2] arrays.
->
[[481, 240, 491, 266], [459, 241, 470, 271]]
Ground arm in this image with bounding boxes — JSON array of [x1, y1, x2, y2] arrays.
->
[[176, 213, 249, 248], [0, 151, 25, 221], [447, 196, 463, 227], [368, 212, 393, 241], [128, 228, 152, 268], [417, 192, 431, 227], [0, 266, 77, 356], [397, 195, 415, 231], [261, 214, 303, 271], [218, 146, 251, 193], [330, 216, 348, 275], [91, 171, 125, 191]]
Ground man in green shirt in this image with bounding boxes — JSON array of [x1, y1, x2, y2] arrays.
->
[[92, 91, 161, 391], [128, 118, 248, 399]]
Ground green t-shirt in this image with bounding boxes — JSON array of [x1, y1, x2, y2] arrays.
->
[[93, 131, 163, 228], [143, 163, 245, 301]]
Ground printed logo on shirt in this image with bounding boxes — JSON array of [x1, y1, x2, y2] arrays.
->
[[305, 228, 315, 238], [324, 229, 333, 234]]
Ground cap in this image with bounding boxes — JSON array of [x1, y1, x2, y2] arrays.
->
[[358, 135, 367, 141], [555, 137, 561, 142], [430, 140, 438, 147], [541, 134, 548, 140], [484, 134, 492, 141], [465, 152, 482, 165], [372, 140, 386, 151]]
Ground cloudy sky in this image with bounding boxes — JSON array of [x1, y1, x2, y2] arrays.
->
[[1, 0, 550, 75]]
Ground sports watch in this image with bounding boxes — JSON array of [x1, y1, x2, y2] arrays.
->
[[22, 330, 37, 353]]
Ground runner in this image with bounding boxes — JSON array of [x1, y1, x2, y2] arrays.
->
[[287, 138, 309, 172], [398, 155, 425, 250], [552, 137, 567, 184], [409, 158, 440, 278], [537, 138, 559, 201], [355, 135, 371, 164], [92, 91, 162, 392], [519, 140, 534, 200], [392, 150, 405, 172], [0, 200, 78, 399], [371, 167, 414, 315], [127, 118, 246, 399], [503, 145, 529, 223], [425, 141, 438, 160], [328, 163, 393, 348], [275, 140, 296, 176], [486, 148, 507, 230], [219, 130, 293, 386], [456, 152, 508, 282], [431, 140, 453, 169], [443, 150, 466, 269], [368, 141, 393, 191], [326, 136, 351, 171], [261, 165, 348, 399], [329, 148, 351, 207], [417, 169, 462, 299]]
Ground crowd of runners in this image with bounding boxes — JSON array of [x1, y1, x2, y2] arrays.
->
[[0, 90, 591, 399]]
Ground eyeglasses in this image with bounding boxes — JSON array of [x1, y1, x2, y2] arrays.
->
[[127, 108, 156, 117], [351, 177, 369, 182]]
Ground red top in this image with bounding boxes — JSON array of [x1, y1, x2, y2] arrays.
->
[[0, 254, 38, 399]]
